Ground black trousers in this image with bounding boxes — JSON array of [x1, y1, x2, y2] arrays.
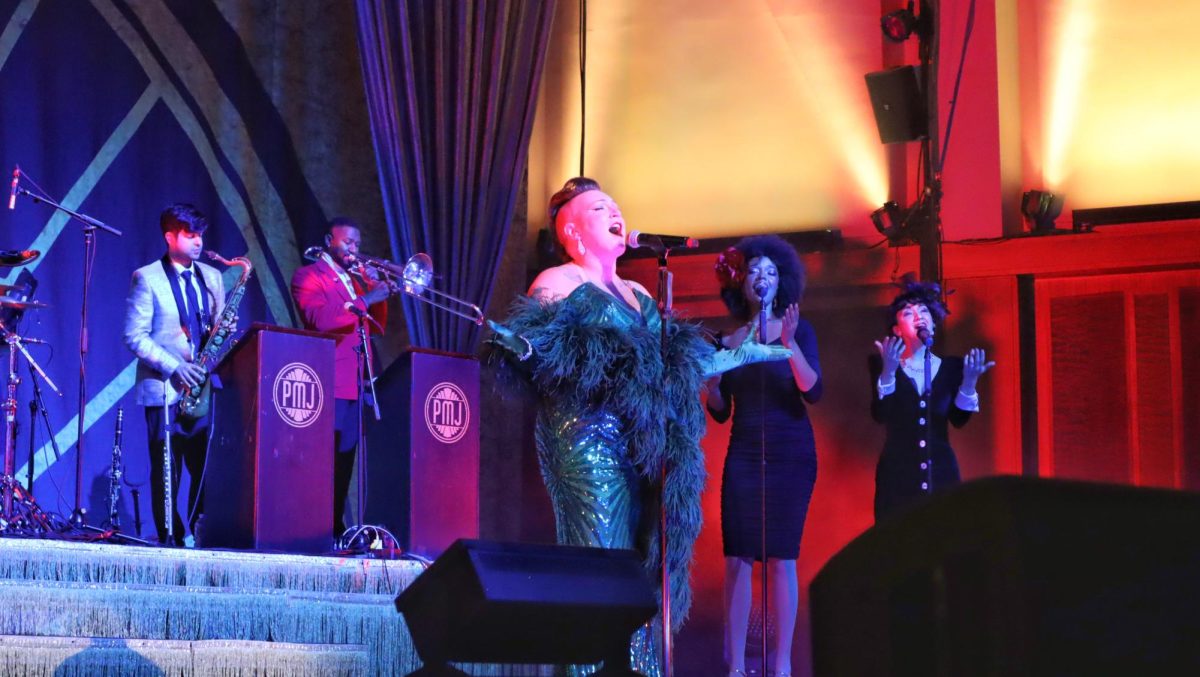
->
[[145, 406, 209, 546], [333, 398, 360, 535]]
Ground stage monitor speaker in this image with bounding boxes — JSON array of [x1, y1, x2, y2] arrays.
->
[[810, 476, 1200, 676], [395, 539, 657, 672], [865, 65, 926, 144]]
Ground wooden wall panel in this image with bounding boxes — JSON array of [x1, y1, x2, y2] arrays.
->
[[1181, 288, 1200, 491], [1047, 292, 1130, 483], [1134, 294, 1176, 488]]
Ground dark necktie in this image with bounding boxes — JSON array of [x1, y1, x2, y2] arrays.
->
[[181, 270, 204, 354]]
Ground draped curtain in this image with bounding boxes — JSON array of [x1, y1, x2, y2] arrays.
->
[[355, 0, 556, 352]]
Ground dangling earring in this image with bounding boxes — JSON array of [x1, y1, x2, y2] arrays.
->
[[575, 237, 587, 257]]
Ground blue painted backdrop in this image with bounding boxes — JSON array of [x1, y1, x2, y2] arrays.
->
[[0, 0, 385, 536]]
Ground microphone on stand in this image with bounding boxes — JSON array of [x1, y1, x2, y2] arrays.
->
[[344, 300, 385, 333], [918, 326, 933, 347], [8, 166, 20, 210], [754, 280, 770, 343], [625, 230, 699, 250]]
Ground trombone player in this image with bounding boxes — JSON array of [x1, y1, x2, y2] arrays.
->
[[291, 217, 392, 539]]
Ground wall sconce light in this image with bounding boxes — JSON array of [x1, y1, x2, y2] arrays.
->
[[1021, 190, 1066, 234]]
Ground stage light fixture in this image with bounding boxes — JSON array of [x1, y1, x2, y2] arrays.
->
[[881, 2, 920, 42], [1021, 190, 1066, 234], [871, 200, 915, 244]]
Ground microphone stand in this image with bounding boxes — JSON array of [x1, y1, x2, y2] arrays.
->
[[26, 358, 62, 533], [649, 244, 675, 677], [921, 332, 934, 494], [647, 238, 708, 676], [755, 288, 770, 674], [15, 186, 122, 527], [338, 307, 394, 555]]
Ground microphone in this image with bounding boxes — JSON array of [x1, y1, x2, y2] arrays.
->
[[625, 230, 699, 250], [8, 166, 19, 210], [754, 280, 770, 342], [344, 301, 385, 332], [918, 327, 933, 347], [0, 250, 39, 266]]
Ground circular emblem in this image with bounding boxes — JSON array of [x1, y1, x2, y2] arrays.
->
[[273, 362, 324, 428], [424, 381, 470, 444]]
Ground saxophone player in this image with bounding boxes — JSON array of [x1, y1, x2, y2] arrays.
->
[[123, 204, 224, 547], [291, 217, 391, 539]]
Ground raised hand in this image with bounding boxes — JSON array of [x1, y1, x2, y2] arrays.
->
[[962, 347, 995, 389], [780, 303, 799, 348], [873, 335, 904, 380], [361, 281, 392, 306], [486, 319, 533, 361]]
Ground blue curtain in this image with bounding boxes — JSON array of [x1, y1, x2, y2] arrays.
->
[[355, 0, 555, 352]]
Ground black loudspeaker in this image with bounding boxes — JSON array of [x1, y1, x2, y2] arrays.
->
[[865, 65, 926, 144], [810, 477, 1200, 676], [395, 539, 657, 674]]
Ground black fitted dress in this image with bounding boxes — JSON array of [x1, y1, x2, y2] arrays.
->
[[707, 318, 821, 561], [869, 354, 972, 522]]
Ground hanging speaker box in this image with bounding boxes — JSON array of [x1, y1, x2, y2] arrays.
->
[[865, 65, 927, 144]]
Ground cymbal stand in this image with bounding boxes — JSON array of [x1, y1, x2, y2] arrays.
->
[[0, 320, 60, 534]]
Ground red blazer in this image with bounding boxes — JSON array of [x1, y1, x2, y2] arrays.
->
[[291, 258, 388, 400]]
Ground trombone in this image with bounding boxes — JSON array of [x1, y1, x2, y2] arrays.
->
[[303, 247, 485, 326]]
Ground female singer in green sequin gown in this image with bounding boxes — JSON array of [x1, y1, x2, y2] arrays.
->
[[492, 178, 789, 676]]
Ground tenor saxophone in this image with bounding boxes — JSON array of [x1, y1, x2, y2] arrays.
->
[[177, 252, 253, 420]]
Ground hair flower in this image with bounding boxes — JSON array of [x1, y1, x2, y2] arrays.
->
[[714, 247, 747, 290]]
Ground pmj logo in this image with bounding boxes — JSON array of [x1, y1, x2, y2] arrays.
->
[[273, 363, 324, 428], [424, 382, 470, 444]]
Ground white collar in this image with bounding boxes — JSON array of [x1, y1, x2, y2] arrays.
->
[[171, 259, 197, 276], [319, 251, 357, 299]]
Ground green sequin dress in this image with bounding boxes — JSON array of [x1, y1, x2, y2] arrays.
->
[[498, 283, 711, 675]]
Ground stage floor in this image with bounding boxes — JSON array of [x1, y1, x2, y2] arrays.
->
[[0, 537, 548, 675]]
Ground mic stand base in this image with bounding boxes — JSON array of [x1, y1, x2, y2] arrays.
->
[[0, 481, 58, 536], [334, 316, 398, 559], [334, 523, 402, 559]]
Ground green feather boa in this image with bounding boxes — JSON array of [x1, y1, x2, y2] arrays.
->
[[494, 284, 711, 629]]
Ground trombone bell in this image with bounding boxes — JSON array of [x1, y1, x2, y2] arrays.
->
[[401, 253, 433, 294], [399, 253, 485, 326]]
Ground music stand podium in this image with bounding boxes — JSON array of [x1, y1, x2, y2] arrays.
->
[[365, 347, 479, 559], [206, 323, 336, 553]]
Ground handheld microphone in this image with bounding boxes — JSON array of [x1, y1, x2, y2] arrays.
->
[[625, 230, 699, 250], [918, 327, 932, 347], [754, 280, 770, 342], [8, 166, 19, 210]]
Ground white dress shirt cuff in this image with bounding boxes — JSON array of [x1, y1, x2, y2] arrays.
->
[[877, 376, 896, 400], [955, 387, 980, 412]]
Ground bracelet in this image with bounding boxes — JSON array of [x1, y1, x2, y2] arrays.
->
[[958, 387, 978, 399], [515, 336, 534, 362]]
